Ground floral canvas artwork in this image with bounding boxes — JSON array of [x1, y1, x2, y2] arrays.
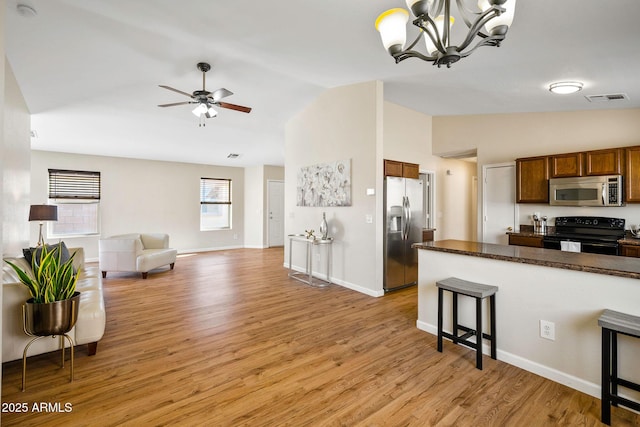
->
[[296, 159, 351, 207]]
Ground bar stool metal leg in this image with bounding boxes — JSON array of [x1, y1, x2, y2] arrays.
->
[[476, 296, 483, 370], [437, 287, 444, 352], [452, 291, 459, 343], [601, 327, 612, 425], [490, 294, 497, 359]]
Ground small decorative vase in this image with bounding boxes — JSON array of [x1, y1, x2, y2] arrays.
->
[[320, 212, 328, 240]]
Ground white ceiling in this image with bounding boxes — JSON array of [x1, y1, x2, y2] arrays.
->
[[6, 0, 640, 167]]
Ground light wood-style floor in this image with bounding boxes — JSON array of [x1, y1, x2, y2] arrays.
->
[[2, 248, 638, 426]]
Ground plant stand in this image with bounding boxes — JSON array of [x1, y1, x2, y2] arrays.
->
[[22, 292, 80, 391], [22, 333, 74, 392]]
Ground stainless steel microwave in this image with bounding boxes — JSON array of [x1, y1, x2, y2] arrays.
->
[[549, 175, 623, 206]]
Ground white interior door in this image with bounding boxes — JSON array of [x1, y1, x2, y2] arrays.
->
[[483, 163, 517, 244], [267, 180, 285, 247]]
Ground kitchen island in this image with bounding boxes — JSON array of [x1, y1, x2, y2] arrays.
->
[[414, 240, 640, 399]]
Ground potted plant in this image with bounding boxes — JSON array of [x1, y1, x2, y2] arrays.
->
[[5, 243, 80, 336]]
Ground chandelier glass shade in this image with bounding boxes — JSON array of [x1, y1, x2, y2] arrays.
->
[[375, 0, 517, 68]]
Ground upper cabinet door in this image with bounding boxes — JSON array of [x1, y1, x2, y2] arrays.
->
[[384, 159, 420, 178], [402, 162, 419, 179], [516, 156, 549, 203], [550, 152, 584, 178], [384, 159, 403, 177], [585, 148, 623, 176], [625, 146, 640, 203]]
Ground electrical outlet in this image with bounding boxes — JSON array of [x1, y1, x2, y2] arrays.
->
[[540, 320, 555, 341]]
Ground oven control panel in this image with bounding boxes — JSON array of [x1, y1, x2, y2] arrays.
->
[[555, 216, 625, 230]]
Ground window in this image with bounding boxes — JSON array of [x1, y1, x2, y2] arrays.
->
[[48, 169, 101, 237], [200, 178, 231, 230]]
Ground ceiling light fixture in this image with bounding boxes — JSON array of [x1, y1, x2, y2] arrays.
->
[[549, 81, 584, 95], [192, 103, 218, 127], [375, 0, 517, 68]]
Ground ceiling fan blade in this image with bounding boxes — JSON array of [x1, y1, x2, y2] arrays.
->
[[158, 85, 193, 98], [158, 101, 193, 107], [210, 88, 233, 102], [218, 102, 252, 113]]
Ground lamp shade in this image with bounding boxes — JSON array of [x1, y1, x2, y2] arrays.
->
[[375, 8, 409, 52], [424, 15, 455, 54], [478, 0, 516, 35], [405, 0, 432, 17], [29, 204, 58, 221]]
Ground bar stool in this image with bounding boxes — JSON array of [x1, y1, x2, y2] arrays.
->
[[436, 277, 498, 370], [598, 309, 640, 425]]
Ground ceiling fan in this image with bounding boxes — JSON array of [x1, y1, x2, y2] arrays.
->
[[158, 62, 252, 126]]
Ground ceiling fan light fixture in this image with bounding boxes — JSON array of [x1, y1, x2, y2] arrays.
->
[[192, 103, 208, 117], [549, 81, 584, 95], [206, 106, 218, 118]]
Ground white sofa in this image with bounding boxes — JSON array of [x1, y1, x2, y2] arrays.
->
[[2, 247, 106, 363], [99, 233, 177, 279]]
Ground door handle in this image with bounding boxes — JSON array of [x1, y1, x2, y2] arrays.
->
[[507, 226, 513, 232]]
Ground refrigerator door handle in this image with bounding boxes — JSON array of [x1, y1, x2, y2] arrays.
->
[[402, 196, 411, 240], [405, 196, 411, 241]]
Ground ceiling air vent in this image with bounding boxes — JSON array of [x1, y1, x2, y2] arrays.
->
[[585, 93, 629, 103], [227, 153, 240, 159]]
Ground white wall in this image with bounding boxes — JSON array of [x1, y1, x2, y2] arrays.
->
[[284, 84, 480, 297], [1, 0, 6, 389], [436, 159, 477, 240], [30, 151, 246, 259], [2, 62, 30, 256], [285, 81, 381, 296], [383, 101, 477, 242], [433, 109, 640, 232], [244, 165, 285, 248], [417, 249, 640, 400], [244, 165, 263, 248]]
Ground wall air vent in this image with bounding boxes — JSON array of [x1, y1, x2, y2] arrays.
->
[[585, 93, 629, 103], [227, 153, 240, 159]]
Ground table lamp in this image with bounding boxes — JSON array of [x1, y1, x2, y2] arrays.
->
[[28, 204, 58, 246]]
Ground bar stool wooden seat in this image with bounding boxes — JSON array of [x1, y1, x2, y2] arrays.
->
[[598, 309, 640, 425], [436, 277, 498, 370]]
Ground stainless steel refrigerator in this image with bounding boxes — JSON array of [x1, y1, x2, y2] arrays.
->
[[384, 176, 423, 292]]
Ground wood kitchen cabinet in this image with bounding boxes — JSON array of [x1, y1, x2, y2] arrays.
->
[[585, 148, 623, 176], [384, 159, 420, 179], [625, 146, 640, 202], [508, 234, 544, 248], [620, 244, 640, 257], [550, 152, 583, 178], [516, 156, 549, 203]]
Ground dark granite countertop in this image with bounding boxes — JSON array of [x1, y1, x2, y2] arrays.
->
[[619, 237, 640, 246], [413, 239, 640, 280], [507, 231, 546, 238]]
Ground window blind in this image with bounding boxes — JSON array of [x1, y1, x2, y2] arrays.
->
[[48, 169, 101, 200], [200, 178, 231, 204]]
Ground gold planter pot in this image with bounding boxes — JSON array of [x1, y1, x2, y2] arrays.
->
[[23, 291, 80, 336], [21, 292, 80, 391]]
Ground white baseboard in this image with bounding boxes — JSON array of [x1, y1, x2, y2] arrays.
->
[[283, 263, 385, 298], [178, 245, 244, 254], [416, 320, 600, 399]]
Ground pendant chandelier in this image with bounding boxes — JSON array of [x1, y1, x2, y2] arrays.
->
[[375, 0, 516, 68]]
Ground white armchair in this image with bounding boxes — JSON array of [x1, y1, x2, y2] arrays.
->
[[99, 233, 177, 279]]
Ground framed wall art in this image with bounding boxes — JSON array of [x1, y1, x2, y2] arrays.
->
[[296, 159, 351, 207]]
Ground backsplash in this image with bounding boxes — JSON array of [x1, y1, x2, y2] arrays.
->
[[517, 204, 640, 231]]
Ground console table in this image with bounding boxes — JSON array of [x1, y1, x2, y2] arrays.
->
[[287, 234, 333, 287]]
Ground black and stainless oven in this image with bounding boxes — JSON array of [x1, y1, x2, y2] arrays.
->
[[542, 216, 625, 256]]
